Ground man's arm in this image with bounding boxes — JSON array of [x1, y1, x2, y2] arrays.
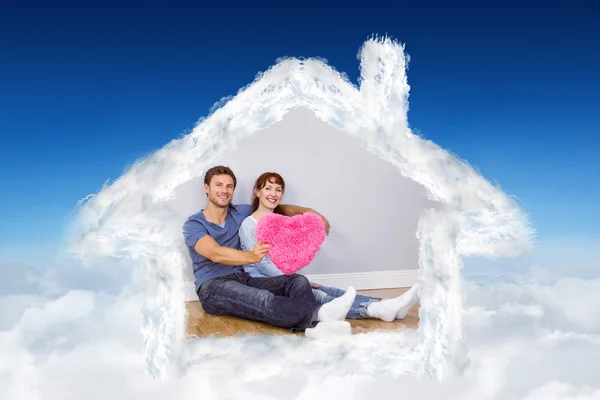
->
[[194, 235, 269, 266], [277, 204, 331, 234]]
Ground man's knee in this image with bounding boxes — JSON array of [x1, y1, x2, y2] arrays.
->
[[197, 278, 222, 302], [289, 274, 310, 286]]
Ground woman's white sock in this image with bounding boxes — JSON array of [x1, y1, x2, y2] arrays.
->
[[316, 286, 356, 322], [395, 295, 419, 319], [366, 284, 420, 322]]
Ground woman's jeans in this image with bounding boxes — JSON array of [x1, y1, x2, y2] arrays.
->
[[312, 285, 381, 319]]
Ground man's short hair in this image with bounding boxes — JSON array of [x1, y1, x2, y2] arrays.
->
[[204, 165, 237, 188]]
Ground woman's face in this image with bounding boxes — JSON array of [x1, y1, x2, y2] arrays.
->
[[256, 179, 284, 211]]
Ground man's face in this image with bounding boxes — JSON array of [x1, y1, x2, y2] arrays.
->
[[205, 174, 235, 208]]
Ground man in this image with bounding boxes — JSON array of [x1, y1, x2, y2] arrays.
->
[[183, 165, 356, 332]]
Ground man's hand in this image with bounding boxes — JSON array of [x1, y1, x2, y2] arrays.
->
[[194, 235, 270, 266], [252, 240, 271, 262], [310, 283, 320, 289]]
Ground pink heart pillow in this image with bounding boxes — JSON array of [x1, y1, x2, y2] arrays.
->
[[255, 212, 326, 275]]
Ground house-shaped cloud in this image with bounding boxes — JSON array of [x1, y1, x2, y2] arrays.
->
[[68, 36, 534, 381]]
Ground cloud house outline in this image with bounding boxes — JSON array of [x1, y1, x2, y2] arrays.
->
[[68, 35, 535, 382]]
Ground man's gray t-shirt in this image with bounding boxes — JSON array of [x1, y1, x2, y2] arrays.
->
[[183, 203, 253, 293]]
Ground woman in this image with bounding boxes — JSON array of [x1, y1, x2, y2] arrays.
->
[[238, 172, 420, 322]]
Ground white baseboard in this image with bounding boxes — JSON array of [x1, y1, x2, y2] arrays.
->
[[182, 270, 418, 302], [304, 270, 418, 291]]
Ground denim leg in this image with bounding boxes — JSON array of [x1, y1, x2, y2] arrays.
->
[[245, 273, 318, 305], [313, 288, 335, 304], [198, 273, 319, 331], [309, 284, 382, 319], [315, 285, 382, 304], [346, 298, 381, 319]]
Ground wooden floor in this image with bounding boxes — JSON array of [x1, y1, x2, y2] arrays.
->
[[185, 287, 420, 338]]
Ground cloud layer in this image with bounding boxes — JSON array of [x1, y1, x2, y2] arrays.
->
[[2, 258, 600, 399]]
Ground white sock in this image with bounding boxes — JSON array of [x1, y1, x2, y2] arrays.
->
[[305, 321, 352, 338], [316, 286, 356, 322], [396, 284, 420, 319], [367, 284, 420, 322], [395, 296, 419, 319]]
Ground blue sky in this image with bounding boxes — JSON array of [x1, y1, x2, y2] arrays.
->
[[1, 1, 598, 260]]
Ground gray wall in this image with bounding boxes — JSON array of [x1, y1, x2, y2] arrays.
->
[[170, 107, 440, 283]]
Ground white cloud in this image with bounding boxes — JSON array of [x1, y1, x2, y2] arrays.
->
[[465, 274, 600, 335], [0, 262, 43, 295], [522, 381, 600, 400], [2, 257, 600, 400]]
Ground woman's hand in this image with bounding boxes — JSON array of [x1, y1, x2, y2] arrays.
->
[[310, 282, 320, 289]]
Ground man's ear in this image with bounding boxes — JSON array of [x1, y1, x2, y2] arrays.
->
[[204, 183, 209, 196]]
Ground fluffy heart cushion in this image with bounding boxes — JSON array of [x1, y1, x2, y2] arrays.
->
[[255, 212, 326, 275]]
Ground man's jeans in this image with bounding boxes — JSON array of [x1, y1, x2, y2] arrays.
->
[[197, 271, 320, 331], [312, 285, 381, 319]]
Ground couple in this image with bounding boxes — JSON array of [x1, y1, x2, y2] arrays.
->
[[183, 165, 419, 336]]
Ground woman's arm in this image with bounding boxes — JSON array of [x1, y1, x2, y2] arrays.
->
[[239, 219, 284, 277], [277, 204, 330, 235]]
